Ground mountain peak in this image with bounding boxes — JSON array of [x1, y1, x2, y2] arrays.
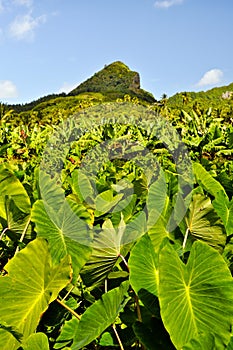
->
[[69, 61, 155, 102]]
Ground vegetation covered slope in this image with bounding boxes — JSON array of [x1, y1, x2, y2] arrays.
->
[[7, 61, 155, 116], [69, 61, 155, 103], [167, 82, 233, 117]]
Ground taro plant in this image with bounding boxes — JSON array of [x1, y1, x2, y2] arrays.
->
[[0, 155, 233, 350], [0, 103, 233, 349]]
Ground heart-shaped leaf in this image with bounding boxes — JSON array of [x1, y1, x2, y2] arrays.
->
[[71, 281, 129, 349], [0, 238, 71, 350], [159, 240, 233, 349], [129, 234, 158, 297], [32, 172, 92, 280]]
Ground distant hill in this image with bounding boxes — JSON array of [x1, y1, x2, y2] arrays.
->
[[5, 62, 233, 118], [68, 61, 155, 103], [8, 61, 155, 113], [167, 82, 233, 109]]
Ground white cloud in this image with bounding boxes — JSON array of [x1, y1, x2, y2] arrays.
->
[[58, 82, 78, 94], [0, 80, 18, 99], [154, 0, 184, 8], [196, 69, 223, 87], [0, 0, 32, 13], [0, 0, 47, 42], [9, 12, 46, 40], [13, 0, 33, 7]]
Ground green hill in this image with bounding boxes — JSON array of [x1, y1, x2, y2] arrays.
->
[[69, 61, 155, 103], [2, 61, 233, 127], [8, 61, 155, 115], [167, 82, 233, 109]]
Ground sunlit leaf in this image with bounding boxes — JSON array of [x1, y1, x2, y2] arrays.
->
[[54, 317, 79, 349], [213, 191, 233, 236], [129, 234, 158, 297], [32, 173, 92, 280], [22, 333, 49, 350], [147, 170, 167, 229], [184, 193, 226, 251], [95, 189, 123, 217], [0, 165, 31, 217], [71, 169, 95, 204], [159, 241, 233, 349], [0, 322, 22, 343], [0, 238, 71, 350], [71, 281, 129, 349], [193, 162, 227, 198], [81, 217, 129, 286], [0, 165, 31, 236]]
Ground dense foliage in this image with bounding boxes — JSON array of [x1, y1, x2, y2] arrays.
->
[[0, 63, 233, 349]]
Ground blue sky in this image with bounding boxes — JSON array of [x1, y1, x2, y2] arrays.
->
[[0, 0, 233, 104]]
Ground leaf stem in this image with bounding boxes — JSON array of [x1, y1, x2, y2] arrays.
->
[[105, 279, 108, 293], [182, 227, 190, 250], [112, 324, 124, 350], [61, 285, 75, 302], [56, 298, 81, 320], [15, 216, 31, 255], [0, 227, 8, 241], [135, 294, 142, 322], [119, 254, 129, 272]]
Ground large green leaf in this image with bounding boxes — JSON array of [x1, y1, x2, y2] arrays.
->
[[184, 193, 226, 251], [147, 173, 176, 252], [147, 170, 167, 229], [71, 281, 129, 349], [4, 196, 31, 237], [0, 322, 22, 343], [0, 165, 31, 217], [22, 333, 50, 350], [111, 194, 137, 226], [193, 162, 227, 198], [81, 217, 130, 286], [81, 209, 146, 287], [158, 241, 233, 349], [32, 199, 91, 280], [0, 238, 71, 350], [32, 173, 92, 280], [95, 189, 124, 217], [129, 234, 158, 297], [213, 191, 233, 236], [54, 317, 79, 349], [148, 214, 170, 253], [71, 169, 95, 204], [0, 165, 31, 236]]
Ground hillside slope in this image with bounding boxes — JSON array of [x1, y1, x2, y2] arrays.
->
[[168, 82, 233, 109], [9, 61, 155, 114], [69, 61, 155, 103]]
